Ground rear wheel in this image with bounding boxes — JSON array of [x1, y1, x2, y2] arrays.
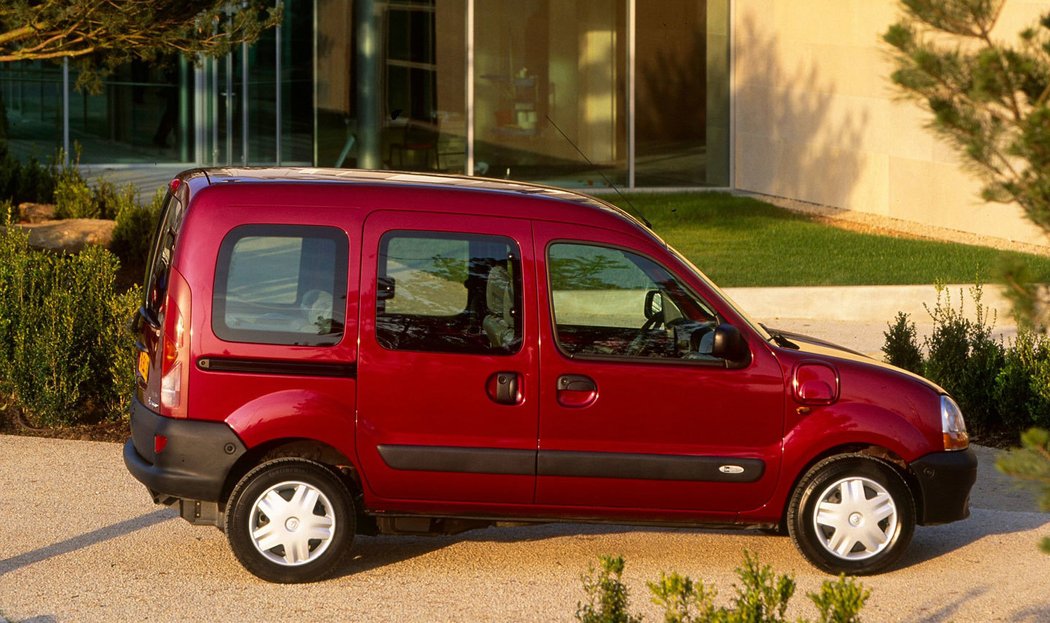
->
[[787, 454, 914, 575], [225, 458, 355, 583]]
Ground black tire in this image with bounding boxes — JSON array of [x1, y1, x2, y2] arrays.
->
[[225, 458, 355, 583], [787, 454, 915, 575]]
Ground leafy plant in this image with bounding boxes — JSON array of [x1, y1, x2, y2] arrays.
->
[[92, 178, 139, 221], [111, 187, 163, 271], [726, 552, 796, 623], [577, 553, 869, 623], [53, 146, 96, 219], [882, 311, 924, 373], [882, 283, 1050, 435], [648, 571, 718, 623], [920, 284, 1004, 433], [0, 141, 56, 206], [0, 223, 138, 426], [809, 575, 870, 623], [577, 555, 642, 623]]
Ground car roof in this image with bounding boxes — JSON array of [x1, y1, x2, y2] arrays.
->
[[179, 167, 654, 235]]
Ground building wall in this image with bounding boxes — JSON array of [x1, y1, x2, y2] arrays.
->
[[732, 0, 1050, 246]]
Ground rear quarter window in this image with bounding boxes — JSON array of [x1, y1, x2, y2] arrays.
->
[[213, 224, 349, 346]]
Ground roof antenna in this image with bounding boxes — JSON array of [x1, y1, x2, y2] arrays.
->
[[544, 114, 652, 228]]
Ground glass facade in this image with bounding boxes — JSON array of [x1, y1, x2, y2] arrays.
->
[[0, 1, 729, 187]]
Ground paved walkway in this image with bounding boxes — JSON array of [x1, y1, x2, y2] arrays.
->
[[0, 435, 1046, 623]]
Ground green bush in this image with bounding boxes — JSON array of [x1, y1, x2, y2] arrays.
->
[[92, 178, 138, 221], [0, 222, 138, 427], [882, 312, 923, 373], [53, 148, 96, 220], [577, 555, 641, 623], [576, 553, 869, 623], [921, 284, 1005, 433], [0, 142, 56, 206], [111, 188, 163, 271], [883, 284, 1050, 435]]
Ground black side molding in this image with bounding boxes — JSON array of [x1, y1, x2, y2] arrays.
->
[[197, 358, 356, 378], [377, 445, 535, 475], [538, 450, 764, 483], [376, 445, 765, 483]]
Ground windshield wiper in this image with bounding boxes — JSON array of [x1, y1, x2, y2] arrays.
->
[[760, 324, 800, 349]]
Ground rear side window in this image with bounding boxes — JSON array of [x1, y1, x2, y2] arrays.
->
[[144, 189, 185, 313], [213, 225, 349, 346], [376, 231, 521, 355]]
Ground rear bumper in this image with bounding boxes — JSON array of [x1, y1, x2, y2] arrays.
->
[[911, 448, 978, 525], [123, 397, 245, 503]]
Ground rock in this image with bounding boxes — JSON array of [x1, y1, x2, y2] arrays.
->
[[18, 202, 57, 223], [18, 219, 115, 253]]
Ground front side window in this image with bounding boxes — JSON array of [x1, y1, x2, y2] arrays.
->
[[214, 225, 348, 346], [376, 231, 521, 355], [548, 243, 718, 361]]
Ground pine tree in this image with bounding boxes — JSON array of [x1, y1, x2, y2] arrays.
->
[[0, 1, 281, 92], [884, 0, 1050, 329], [996, 428, 1050, 553]]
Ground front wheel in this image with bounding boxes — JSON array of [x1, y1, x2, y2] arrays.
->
[[225, 458, 355, 583], [787, 454, 915, 575]]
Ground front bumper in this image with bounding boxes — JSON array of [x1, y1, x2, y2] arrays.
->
[[123, 396, 246, 503], [911, 447, 978, 525]]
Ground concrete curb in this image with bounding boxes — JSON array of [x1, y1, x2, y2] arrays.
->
[[724, 283, 1013, 324]]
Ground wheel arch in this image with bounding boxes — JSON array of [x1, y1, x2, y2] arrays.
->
[[221, 437, 363, 506], [776, 444, 922, 529]]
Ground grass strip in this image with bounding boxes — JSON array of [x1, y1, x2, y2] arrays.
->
[[610, 193, 1050, 287]]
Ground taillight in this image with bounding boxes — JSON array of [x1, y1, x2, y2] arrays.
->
[[159, 267, 191, 418]]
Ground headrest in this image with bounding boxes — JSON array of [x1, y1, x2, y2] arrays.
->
[[486, 265, 511, 314]]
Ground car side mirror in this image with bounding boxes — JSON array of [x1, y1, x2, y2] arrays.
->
[[711, 323, 750, 368], [643, 289, 663, 320]]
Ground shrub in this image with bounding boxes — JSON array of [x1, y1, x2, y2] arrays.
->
[[0, 142, 56, 206], [809, 575, 870, 623], [111, 188, 163, 271], [882, 283, 1050, 435], [577, 553, 869, 623], [53, 147, 96, 219], [92, 178, 138, 221], [0, 223, 138, 427], [919, 284, 1004, 434], [882, 312, 923, 373], [577, 555, 641, 623]]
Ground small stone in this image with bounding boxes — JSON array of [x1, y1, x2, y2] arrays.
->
[[18, 218, 115, 253], [17, 202, 57, 223]]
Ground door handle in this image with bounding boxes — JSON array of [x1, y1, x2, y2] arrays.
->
[[486, 371, 522, 405], [557, 374, 597, 408], [558, 375, 596, 392]]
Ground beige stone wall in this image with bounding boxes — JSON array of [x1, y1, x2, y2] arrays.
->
[[732, 0, 1050, 246]]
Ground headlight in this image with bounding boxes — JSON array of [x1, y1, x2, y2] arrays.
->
[[941, 395, 969, 450]]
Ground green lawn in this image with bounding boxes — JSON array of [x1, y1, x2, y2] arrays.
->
[[607, 193, 1050, 287]]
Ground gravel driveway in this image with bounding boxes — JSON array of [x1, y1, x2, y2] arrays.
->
[[1, 436, 1047, 622]]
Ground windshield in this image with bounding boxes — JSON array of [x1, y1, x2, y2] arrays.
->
[[666, 244, 773, 342]]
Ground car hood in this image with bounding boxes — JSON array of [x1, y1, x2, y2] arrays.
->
[[768, 327, 946, 394]]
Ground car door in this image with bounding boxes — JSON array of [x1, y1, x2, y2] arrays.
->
[[356, 210, 539, 507], [533, 222, 786, 516]]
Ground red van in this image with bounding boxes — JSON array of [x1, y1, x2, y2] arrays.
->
[[124, 168, 976, 583]]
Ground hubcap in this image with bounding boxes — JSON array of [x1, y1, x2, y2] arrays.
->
[[812, 476, 898, 561], [248, 480, 336, 567]]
